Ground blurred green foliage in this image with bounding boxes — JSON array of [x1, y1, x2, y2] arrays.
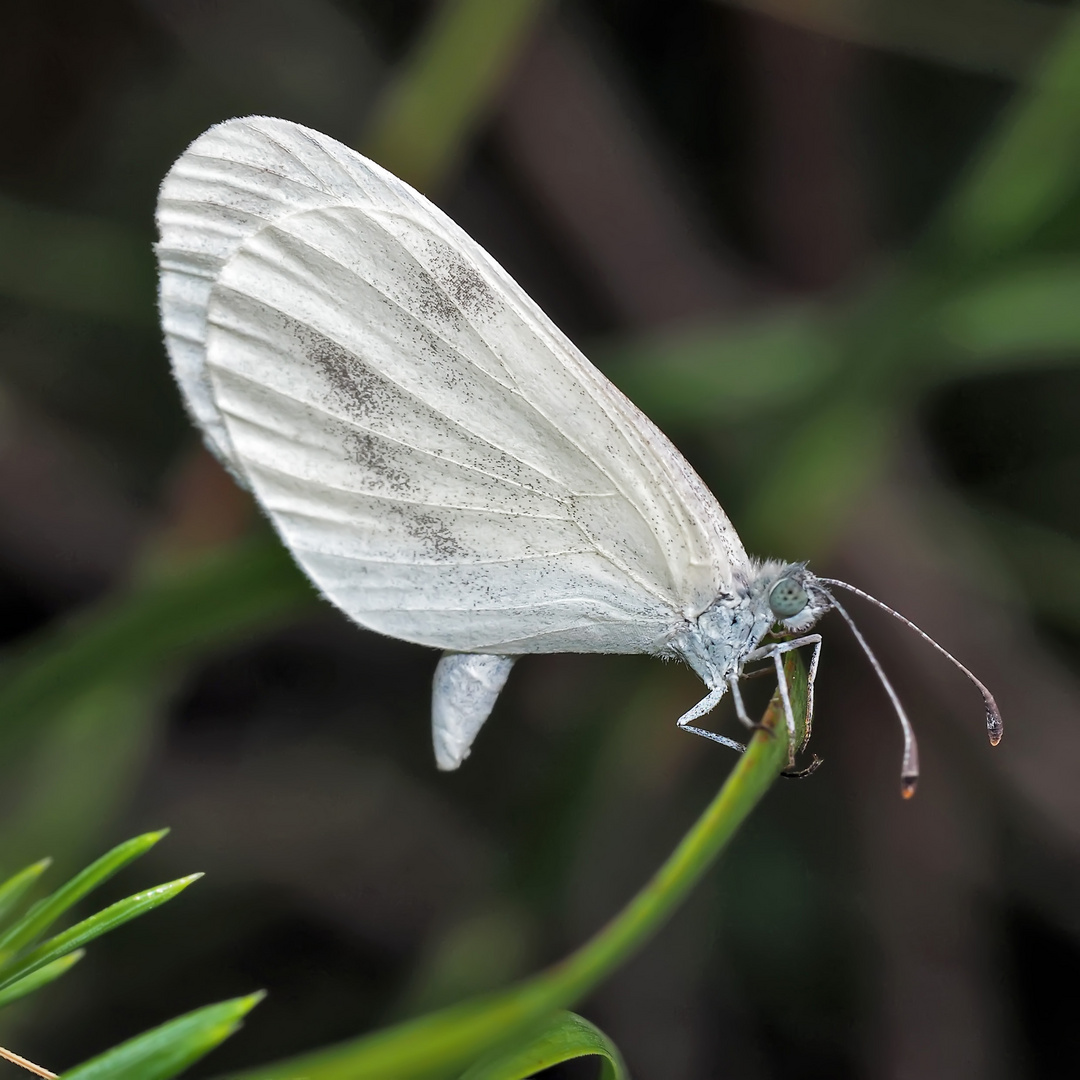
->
[[220, 659, 804, 1080], [0, 833, 254, 1080], [1, 0, 1079, 1078]]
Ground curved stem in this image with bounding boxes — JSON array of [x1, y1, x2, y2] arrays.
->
[[541, 674, 797, 1001], [233, 655, 805, 1080]]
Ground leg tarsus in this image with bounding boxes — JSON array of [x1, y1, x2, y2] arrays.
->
[[740, 666, 774, 681], [728, 675, 772, 736], [771, 651, 798, 768], [677, 685, 747, 754], [781, 754, 824, 780], [679, 725, 747, 754], [802, 638, 823, 752], [745, 634, 823, 763]]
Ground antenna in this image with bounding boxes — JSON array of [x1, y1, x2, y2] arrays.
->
[[820, 578, 1003, 747], [823, 592, 920, 797]]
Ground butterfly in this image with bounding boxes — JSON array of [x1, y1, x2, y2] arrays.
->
[[156, 116, 1001, 795]]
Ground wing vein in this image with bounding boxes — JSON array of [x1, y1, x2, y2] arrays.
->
[[216, 366, 575, 504], [243, 227, 688, 578], [254, 464, 572, 519]]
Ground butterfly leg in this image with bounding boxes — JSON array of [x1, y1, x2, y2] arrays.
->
[[676, 685, 747, 754], [744, 634, 823, 767], [801, 636, 823, 752], [777, 635, 825, 777], [770, 650, 798, 768], [728, 674, 753, 728], [728, 674, 773, 734]]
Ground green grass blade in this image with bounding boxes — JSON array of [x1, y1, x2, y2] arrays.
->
[[224, 656, 805, 1080], [0, 677, 167, 884], [0, 860, 51, 927], [0, 831, 167, 959], [60, 993, 264, 1080], [0, 194, 155, 329], [0, 950, 84, 1009], [744, 396, 895, 556], [942, 11, 1080, 263], [0, 875, 201, 991], [938, 260, 1080, 363], [602, 307, 841, 424], [364, 0, 547, 190], [979, 512, 1080, 628], [716, 0, 1060, 81], [0, 535, 315, 759], [458, 1011, 627, 1080]]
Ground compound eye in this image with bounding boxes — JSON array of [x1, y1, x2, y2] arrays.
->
[[769, 576, 809, 619]]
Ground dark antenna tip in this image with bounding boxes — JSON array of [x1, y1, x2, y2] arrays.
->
[[822, 592, 920, 797], [819, 577, 1004, 751]]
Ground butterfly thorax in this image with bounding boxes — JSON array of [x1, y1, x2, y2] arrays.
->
[[666, 560, 831, 689]]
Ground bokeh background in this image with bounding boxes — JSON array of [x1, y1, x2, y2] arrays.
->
[[2, 1, 1079, 1077]]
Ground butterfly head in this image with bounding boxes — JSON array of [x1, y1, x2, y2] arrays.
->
[[764, 564, 832, 635], [683, 561, 831, 678], [674, 558, 1001, 796]]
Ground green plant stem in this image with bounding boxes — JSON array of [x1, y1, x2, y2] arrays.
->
[[233, 660, 801, 1080], [541, 706, 787, 999], [363, 0, 548, 192]]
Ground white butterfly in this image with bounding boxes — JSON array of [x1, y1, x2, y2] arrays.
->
[[156, 116, 1001, 794]]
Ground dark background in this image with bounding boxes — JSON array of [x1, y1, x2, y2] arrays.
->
[[1, 1, 1079, 1077]]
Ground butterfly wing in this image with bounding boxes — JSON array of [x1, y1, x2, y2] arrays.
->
[[156, 116, 748, 654]]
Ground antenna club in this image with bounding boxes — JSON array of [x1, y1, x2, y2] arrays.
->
[[823, 592, 922, 799], [819, 576, 1005, 758]]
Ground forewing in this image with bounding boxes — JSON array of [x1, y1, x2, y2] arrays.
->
[[157, 116, 749, 654]]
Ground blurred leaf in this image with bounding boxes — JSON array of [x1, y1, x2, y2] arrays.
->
[[603, 308, 840, 424], [61, 993, 264, 1080], [0, 831, 166, 960], [458, 1011, 627, 1080], [0, 678, 168, 881], [0, 677, 169, 879], [226, 656, 804, 1080], [0, 861, 51, 927], [364, 0, 548, 190], [715, 0, 1060, 81], [938, 260, 1080, 363], [981, 512, 1080, 629], [0, 951, 84, 1010], [745, 396, 895, 555], [942, 12, 1080, 263], [0, 195, 155, 329], [143, 0, 380, 140], [398, 907, 535, 1020], [0, 536, 315, 757], [0, 874, 201, 992]]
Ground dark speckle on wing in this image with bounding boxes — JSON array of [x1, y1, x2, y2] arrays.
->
[[279, 313, 471, 562], [414, 236, 497, 326], [344, 431, 411, 494], [293, 319, 383, 421], [406, 510, 466, 559], [411, 267, 461, 326]]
